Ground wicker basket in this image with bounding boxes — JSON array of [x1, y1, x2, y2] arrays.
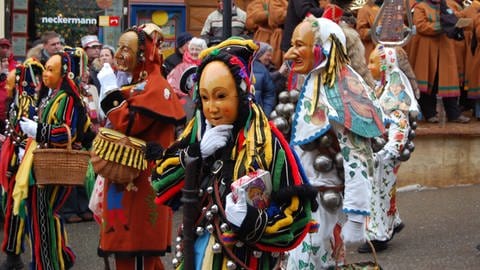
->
[[33, 124, 90, 185], [90, 128, 147, 184]]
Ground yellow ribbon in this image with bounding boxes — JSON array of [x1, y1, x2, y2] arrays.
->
[[13, 139, 37, 215]]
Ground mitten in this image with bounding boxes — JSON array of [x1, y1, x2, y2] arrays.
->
[[225, 188, 248, 227], [19, 117, 37, 138]]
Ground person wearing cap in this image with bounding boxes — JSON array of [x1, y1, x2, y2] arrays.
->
[[81, 34, 103, 92], [162, 31, 193, 77]]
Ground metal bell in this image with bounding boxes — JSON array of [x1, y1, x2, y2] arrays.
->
[[210, 204, 219, 214], [206, 186, 214, 194], [175, 251, 183, 258], [235, 241, 244, 247], [283, 103, 295, 116], [272, 117, 290, 134], [253, 250, 262, 258], [406, 141, 415, 152], [408, 130, 416, 140], [176, 236, 182, 243], [212, 243, 222, 253], [172, 258, 180, 267], [226, 260, 237, 269], [319, 134, 333, 147], [274, 103, 286, 116], [278, 91, 290, 104], [397, 149, 411, 161], [220, 223, 230, 233], [289, 89, 300, 104], [269, 110, 278, 120], [313, 155, 334, 172], [206, 224, 214, 233], [371, 137, 387, 153], [205, 211, 213, 220], [196, 226, 205, 236], [410, 121, 418, 130], [334, 153, 344, 168], [320, 190, 342, 213], [337, 168, 345, 180], [175, 244, 182, 252], [198, 189, 204, 197]]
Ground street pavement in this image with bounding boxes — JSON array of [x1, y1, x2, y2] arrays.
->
[[1, 184, 479, 269]]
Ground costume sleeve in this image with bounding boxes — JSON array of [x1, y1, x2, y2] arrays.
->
[[268, 0, 288, 28], [246, 0, 269, 31], [381, 110, 410, 159], [236, 126, 316, 252], [356, 7, 373, 41], [413, 4, 442, 36], [36, 92, 89, 147], [151, 147, 186, 204]]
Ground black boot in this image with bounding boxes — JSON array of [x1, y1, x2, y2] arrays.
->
[[0, 253, 24, 270]]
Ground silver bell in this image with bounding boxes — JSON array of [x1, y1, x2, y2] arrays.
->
[[198, 189, 204, 197], [371, 137, 386, 153], [206, 224, 214, 233], [206, 186, 214, 194], [283, 103, 295, 116], [319, 134, 333, 147], [408, 130, 416, 140], [272, 117, 290, 134], [274, 103, 286, 116], [406, 141, 415, 152], [313, 155, 334, 172], [210, 204, 219, 214], [196, 226, 205, 236], [205, 211, 213, 220], [220, 223, 230, 233], [172, 258, 180, 267], [410, 121, 418, 130], [278, 91, 290, 104], [397, 149, 411, 161], [175, 244, 182, 252], [269, 110, 278, 120], [289, 89, 300, 103], [175, 251, 183, 258], [226, 260, 237, 269], [253, 250, 262, 258], [212, 243, 222, 253], [334, 153, 344, 168], [320, 190, 342, 213], [176, 236, 182, 243]]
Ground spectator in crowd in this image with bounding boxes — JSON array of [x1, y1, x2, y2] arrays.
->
[[162, 31, 193, 77], [356, 0, 382, 63], [252, 42, 277, 116], [267, 0, 288, 68], [409, 0, 470, 123], [200, 0, 247, 46], [81, 34, 103, 91], [0, 38, 16, 134], [246, 0, 273, 45], [167, 37, 207, 120], [38, 31, 63, 64], [280, 0, 324, 52]]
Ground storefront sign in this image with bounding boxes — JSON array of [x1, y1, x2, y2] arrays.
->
[[98, 15, 120, 27], [40, 16, 97, 25]]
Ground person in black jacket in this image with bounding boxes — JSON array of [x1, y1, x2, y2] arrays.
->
[[280, 0, 324, 52], [162, 32, 193, 77]]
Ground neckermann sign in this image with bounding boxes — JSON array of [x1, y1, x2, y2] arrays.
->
[[40, 16, 98, 25]]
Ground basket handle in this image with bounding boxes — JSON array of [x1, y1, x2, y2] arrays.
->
[[63, 124, 73, 152]]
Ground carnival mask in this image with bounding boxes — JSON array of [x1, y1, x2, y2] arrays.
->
[[115, 31, 139, 72], [43, 54, 62, 89], [199, 61, 239, 126], [284, 21, 316, 75]]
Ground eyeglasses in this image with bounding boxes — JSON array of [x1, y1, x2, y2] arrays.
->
[[89, 45, 102, 50]]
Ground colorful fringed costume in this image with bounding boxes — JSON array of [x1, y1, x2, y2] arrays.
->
[[7, 48, 94, 270], [1, 59, 43, 262], [152, 40, 317, 270]]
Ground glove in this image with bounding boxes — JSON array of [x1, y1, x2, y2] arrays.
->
[[97, 63, 119, 93], [225, 188, 248, 227], [18, 147, 25, 162], [200, 123, 233, 159], [19, 117, 37, 138], [341, 215, 366, 246]]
